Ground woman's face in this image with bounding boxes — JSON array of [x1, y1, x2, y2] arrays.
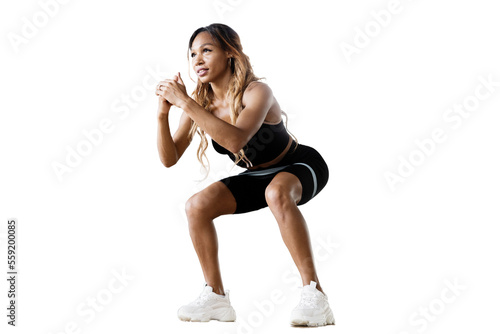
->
[[190, 31, 230, 84]]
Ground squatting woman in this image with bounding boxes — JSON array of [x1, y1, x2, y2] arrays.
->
[[155, 23, 334, 327]]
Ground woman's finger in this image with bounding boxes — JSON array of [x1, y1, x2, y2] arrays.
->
[[156, 79, 171, 90], [164, 79, 178, 85], [177, 72, 185, 86]]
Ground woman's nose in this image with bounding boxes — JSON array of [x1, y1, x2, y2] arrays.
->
[[194, 53, 204, 64]]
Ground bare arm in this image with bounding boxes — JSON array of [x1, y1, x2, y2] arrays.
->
[[177, 82, 274, 153], [157, 101, 193, 168]]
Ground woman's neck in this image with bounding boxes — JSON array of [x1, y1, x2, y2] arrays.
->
[[209, 67, 232, 101]]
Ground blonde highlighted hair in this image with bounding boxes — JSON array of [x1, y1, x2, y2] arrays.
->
[[186, 23, 298, 176]]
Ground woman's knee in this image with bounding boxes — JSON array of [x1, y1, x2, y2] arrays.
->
[[265, 182, 298, 211], [185, 192, 206, 220], [185, 182, 236, 220]]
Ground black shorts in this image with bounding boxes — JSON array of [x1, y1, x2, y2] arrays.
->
[[218, 141, 329, 214]]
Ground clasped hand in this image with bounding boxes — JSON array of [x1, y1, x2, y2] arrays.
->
[[156, 72, 189, 107]]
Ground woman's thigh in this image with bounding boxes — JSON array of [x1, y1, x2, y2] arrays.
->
[[218, 169, 303, 215], [186, 181, 238, 218]]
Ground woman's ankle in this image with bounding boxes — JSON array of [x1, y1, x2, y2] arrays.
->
[[206, 283, 225, 296], [216, 286, 226, 295], [213, 289, 225, 296]]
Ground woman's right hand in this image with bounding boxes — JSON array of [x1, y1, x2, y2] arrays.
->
[[156, 73, 185, 118], [157, 97, 172, 118], [156, 79, 174, 118]]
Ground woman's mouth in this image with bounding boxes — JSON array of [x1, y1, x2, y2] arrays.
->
[[198, 69, 208, 77]]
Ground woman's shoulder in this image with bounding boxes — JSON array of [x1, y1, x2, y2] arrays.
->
[[245, 80, 271, 92], [242, 81, 273, 102], [242, 80, 281, 123]]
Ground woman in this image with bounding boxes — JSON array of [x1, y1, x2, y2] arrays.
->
[[155, 23, 334, 327]]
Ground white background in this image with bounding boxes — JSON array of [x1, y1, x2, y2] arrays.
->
[[1, 0, 499, 333]]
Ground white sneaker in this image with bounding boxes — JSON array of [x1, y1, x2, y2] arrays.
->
[[290, 280, 335, 327], [177, 283, 236, 322]]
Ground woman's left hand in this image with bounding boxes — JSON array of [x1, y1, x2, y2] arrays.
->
[[158, 72, 189, 107]]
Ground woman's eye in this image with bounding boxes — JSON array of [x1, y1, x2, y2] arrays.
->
[[191, 49, 210, 58]]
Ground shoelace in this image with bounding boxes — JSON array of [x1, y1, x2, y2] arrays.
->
[[298, 289, 321, 308], [193, 291, 212, 306]]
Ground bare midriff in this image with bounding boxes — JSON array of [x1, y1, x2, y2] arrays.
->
[[246, 135, 293, 170]]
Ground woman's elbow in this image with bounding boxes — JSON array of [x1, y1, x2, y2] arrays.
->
[[229, 144, 243, 154], [228, 138, 248, 153], [161, 159, 177, 168]]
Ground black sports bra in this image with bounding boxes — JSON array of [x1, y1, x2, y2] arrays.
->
[[211, 119, 290, 168]]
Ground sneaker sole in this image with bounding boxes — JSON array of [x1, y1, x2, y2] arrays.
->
[[290, 308, 335, 327], [178, 307, 236, 322]]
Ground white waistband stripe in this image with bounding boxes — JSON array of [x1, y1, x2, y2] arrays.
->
[[292, 163, 317, 197], [242, 163, 318, 198]]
